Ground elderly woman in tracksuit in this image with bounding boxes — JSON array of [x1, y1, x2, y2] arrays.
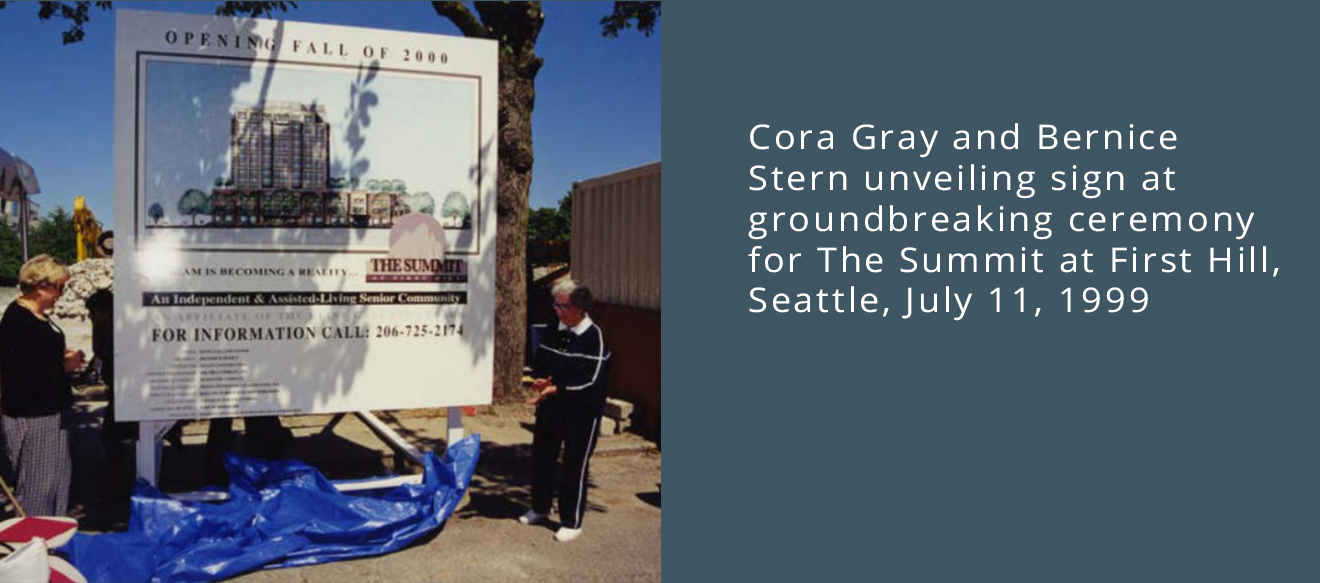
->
[[519, 280, 611, 542]]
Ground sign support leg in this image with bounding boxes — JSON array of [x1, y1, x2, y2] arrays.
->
[[136, 420, 174, 486], [447, 406, 464, 445], [354, 411, 424, 467]]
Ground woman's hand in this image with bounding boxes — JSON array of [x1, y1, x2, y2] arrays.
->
[[63, 349, 86, 373], [527, 377, 558, 405]]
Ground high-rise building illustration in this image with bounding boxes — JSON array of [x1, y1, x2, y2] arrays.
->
[[210, 101, 403, 228], [232, 102, 329, 190]]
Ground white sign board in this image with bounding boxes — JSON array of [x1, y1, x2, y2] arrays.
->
[[114, 10, 497, 421]]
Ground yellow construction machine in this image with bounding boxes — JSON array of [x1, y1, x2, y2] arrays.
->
[[73, 195, 107, 261]]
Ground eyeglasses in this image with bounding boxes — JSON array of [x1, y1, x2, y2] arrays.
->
[[553, 302, 573, 311]]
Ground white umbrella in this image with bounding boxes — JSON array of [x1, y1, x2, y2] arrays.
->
[[0, 146, 40, 260], [15, 158, 39, 196], [0, 147, 18, 199]]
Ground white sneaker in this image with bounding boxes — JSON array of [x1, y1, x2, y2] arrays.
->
[[518, 510, 548, 525], [554, 527, 582, 542]]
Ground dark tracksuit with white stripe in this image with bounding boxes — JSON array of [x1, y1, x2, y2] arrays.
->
[[531, 315, 611, 529]]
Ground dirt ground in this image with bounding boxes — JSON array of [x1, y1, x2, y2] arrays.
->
[[65, 396, 660, 582], [230, 452, 661, 583]]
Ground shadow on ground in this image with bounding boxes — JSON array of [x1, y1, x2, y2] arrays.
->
[[374, 411, 607, 524], [68, 396, 614, 533]]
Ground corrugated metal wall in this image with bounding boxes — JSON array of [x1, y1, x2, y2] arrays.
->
[[572, 161, 661, 310]]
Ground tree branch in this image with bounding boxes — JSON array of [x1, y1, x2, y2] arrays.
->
[[601, 1, 661, 38], [215, 2, 298, 19], [474, 2, 544, 55], [36, 1, 113, 44], [431, 1, 487, 38]]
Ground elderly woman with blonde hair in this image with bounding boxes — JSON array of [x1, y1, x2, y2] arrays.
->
[[0, 254, 84, 515]]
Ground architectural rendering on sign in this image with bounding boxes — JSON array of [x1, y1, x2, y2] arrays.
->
[[152, 100, 474, 230], [209, 101, 408, 228], [140, 56, 479, 249]]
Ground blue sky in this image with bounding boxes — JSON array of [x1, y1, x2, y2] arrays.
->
[[0, 1, 661, 226]]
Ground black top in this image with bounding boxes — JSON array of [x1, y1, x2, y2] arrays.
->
[[532, 318, 612, 417], [0, 301, 73, 417]]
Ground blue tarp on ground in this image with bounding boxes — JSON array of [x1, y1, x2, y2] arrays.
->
[[62, 435, 480, 583]]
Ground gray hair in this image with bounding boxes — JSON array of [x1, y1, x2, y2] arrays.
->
[[551, 279, 594, 310]]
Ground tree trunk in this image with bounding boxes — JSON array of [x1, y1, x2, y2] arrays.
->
[[492, 41, 542, 403], [432, 1, 545, 403]]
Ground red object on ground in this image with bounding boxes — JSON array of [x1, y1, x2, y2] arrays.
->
[[50, 555, 89, 583], [49, 564, 81, 583], [0, 517, 77, 546]]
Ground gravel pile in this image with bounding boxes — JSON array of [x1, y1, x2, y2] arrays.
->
[[53, 258, 114, 320]]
